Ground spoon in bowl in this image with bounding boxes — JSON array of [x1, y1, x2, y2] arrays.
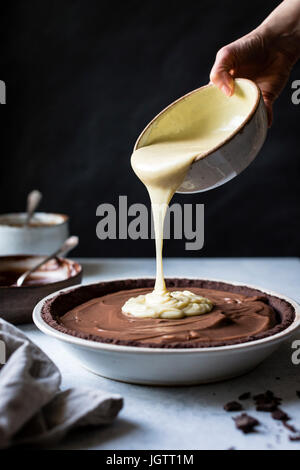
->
[[25, 190, 42, 227], [15, 235, 79, 287]]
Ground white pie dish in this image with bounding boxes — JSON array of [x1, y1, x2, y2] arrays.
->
[[33, 278, 300, 386]]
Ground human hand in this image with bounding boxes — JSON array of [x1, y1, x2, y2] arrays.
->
[[210, 0, 300, 126], [210, 29, 295, 126]]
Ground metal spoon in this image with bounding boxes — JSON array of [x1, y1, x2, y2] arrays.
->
[[15, 235, 79, 287], [25, 190, 42, 227]]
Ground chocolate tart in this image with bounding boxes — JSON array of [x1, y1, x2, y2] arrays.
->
[[41, 278, 295, 349]]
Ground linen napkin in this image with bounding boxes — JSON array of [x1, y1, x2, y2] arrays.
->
[[0, 318, 123, 448]]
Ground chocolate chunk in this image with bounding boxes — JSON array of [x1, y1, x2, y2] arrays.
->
[[238, 392, 251, 400], [283, 421, 297, 433], [233, 413, 259, 434], [296, 391, 300, 399], [224, 401, 243, 412], [271, 408, 290, 421], [289, 434, 300, 442], [253, 390, 275, 400], [256, 402, 277, 412], [254, 390, 281, 412]]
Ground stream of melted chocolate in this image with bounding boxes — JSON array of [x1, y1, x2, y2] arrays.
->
[[59, 287, 278, 346]]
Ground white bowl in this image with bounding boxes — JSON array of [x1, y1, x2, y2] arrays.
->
[[135, 78, 268, 193], [0, 212, 69, 255], [33, 279, 300, 386]]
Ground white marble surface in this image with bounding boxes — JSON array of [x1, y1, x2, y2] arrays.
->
[[20, 257, 300, 450]]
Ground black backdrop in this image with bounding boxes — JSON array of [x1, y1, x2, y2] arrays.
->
[[0, 0, 299, 257]]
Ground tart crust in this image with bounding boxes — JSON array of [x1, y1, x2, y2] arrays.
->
[[41, 278, 295, 348]]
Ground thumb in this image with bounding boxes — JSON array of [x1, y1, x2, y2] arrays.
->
[[210, 46, 235, 96]]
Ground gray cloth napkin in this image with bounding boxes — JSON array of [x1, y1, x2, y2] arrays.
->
[[0, 319, 123, 448]]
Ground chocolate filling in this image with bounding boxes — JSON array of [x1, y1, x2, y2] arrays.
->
[[41, 278, 295, 348]]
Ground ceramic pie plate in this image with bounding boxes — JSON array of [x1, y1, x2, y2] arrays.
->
[[33, 278, 300, 386]]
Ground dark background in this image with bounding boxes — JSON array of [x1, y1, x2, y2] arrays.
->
[[0, 0, 299, 257]]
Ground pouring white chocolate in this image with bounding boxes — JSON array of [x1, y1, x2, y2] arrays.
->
[[122, 81, 257, 319], [122, 142, 213, 319]]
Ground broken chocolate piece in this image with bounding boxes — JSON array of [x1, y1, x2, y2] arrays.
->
[[254, 390, 282, 412], [224, 401, 243, 412], [238, 392, 251, 400], [233, 413, 259, 434], [283, 421, 297, 433], [271, 408, 290, 421], [256, 400, 279, 411], [289, 434, 300, 442]]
